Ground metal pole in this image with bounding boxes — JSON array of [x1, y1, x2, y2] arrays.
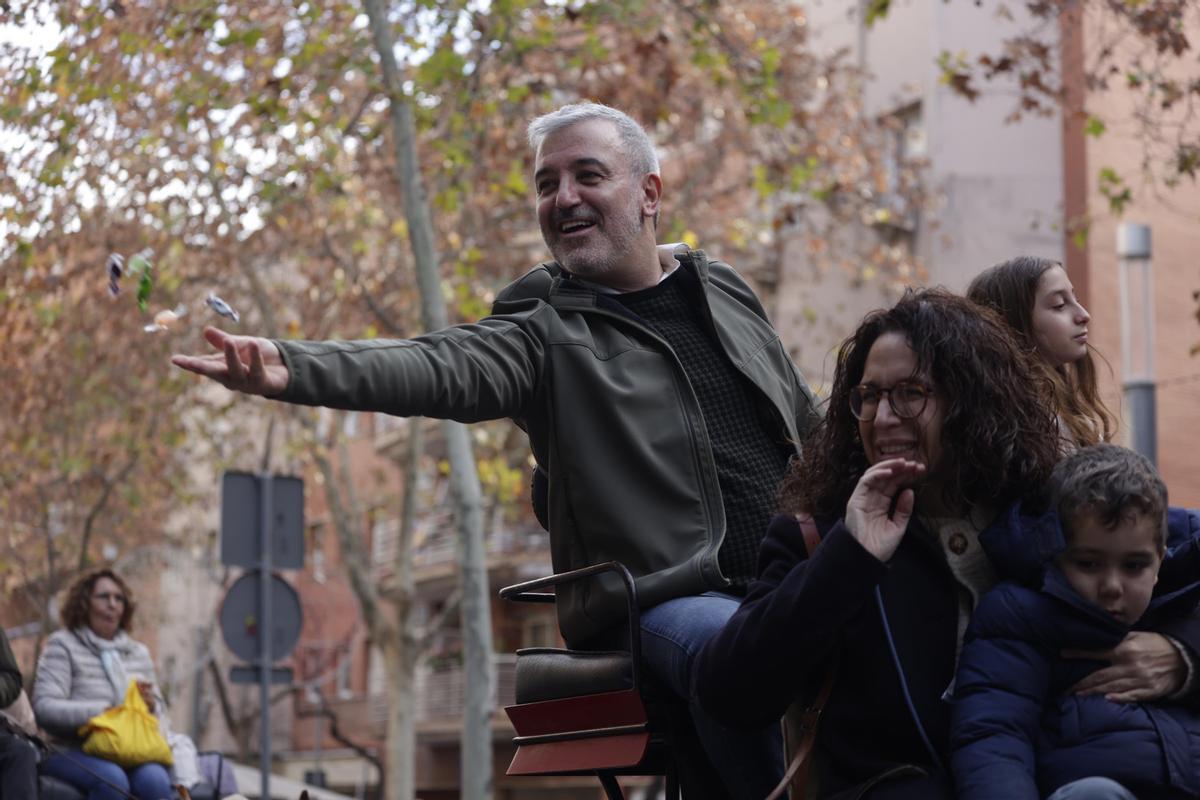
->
[[1125, 380, 1158, 465], [313, 710, 324, 785], [189, 625, 206, 742], [1116, 223, 1156, 465], [260, 473, 274, 800]]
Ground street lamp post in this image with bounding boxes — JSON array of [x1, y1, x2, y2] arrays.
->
[[1116, 222, 1156, 465]]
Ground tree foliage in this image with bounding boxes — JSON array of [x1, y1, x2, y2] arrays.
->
[[0, 220, 194, 624], [924, 0, 1200, 215]]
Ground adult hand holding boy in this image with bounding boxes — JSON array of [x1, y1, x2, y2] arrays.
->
[[1066, 631, 1186, 703]]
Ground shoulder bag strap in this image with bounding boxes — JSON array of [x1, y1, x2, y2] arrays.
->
[[765, 516, 839, 800]]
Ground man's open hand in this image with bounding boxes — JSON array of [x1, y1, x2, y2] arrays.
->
[[171, 326, 288, 397]]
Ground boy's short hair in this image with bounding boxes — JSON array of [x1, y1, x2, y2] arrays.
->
[[1052, 443, 1168, 549]]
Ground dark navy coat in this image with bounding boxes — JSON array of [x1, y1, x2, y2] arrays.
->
[[952, 505, 1200, 800], [695, 512, 964, 800]]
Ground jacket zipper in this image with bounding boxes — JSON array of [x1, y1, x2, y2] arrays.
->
[[548, 298, 728, 587]]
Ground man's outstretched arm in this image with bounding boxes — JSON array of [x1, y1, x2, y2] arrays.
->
[[171, 326, 289, 397], [172, 313, 545, 421]]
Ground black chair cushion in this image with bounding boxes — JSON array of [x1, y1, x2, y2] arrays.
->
[[514, 647, 634, 704], [188, 782, 217, 800], [38, 772, 215, 800], [38, 774, 82, 800]]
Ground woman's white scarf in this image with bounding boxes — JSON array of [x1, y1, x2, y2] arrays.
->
[[75, 626, 133, 706]]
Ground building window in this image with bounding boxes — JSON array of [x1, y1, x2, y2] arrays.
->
[[523, 615, 558, 649], [367, 644, 386, 698], [875, 102, 924, 233], [335, 646, 354, 699], [316, 407, 333, 440], [370, 514, 398, 579], [308, 522, 327, 584]]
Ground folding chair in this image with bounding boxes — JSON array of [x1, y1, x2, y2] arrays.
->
[[500, 560, 732, 800]]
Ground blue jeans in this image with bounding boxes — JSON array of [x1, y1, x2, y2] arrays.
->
[[1046, 777, 1137, 800], [640, 592, 784, 800], [43, 750, 173, 800]]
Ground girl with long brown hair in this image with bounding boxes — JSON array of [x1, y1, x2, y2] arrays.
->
[[967, 255, 1116, 448]]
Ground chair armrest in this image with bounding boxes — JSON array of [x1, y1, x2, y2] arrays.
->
[[499, 561, 641, 676]]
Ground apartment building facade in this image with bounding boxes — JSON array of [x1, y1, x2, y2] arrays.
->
[[775, 0, 1198, 504]]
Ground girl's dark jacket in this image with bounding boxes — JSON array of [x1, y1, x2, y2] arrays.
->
[[693, 508, 1200, 800], [951, 505, 1200, 800]]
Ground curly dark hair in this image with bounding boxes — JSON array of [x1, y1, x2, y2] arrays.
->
[[60, 568, 137, 633], [967, 256, 1116, 446], [779, 288, 1061, 518]]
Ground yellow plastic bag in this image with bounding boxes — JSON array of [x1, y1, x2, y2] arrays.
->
[[78, 680, 173, 768]]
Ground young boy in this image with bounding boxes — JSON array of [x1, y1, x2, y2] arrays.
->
[[951, 444, 1200, 800]]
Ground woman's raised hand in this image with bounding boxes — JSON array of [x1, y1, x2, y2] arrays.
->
[[171, 326, 288, 397], [845, 458, 925, 562], [136, 680, 158, 713]]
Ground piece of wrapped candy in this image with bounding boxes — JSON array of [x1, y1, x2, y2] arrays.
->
[[106, 253, 124, 297], [143, 304, 187, 333], [129, 252, 154, 312], [205, 292, 240, 323]]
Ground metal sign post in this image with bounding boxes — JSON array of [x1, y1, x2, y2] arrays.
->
[[218, 471, 304, 800], [259, 472, 272, 800]]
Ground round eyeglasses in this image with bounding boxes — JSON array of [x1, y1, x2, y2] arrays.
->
[[849, 380, 932, 422]]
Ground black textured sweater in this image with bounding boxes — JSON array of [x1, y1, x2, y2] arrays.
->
[[615, 268, 791, 588]]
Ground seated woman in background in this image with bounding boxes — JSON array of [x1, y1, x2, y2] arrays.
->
[[692, 289, 1197, 800], [33, 568, 193, 800], [967, 255, 1116, 449]]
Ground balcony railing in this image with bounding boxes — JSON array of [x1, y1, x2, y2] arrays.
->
[[367, 654, 516, 725], [372, 519, 547, 582], [411, 527, 543, 570]]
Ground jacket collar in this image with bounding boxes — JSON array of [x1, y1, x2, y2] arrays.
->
[[544, 247, 709, 309], [977, 502, 1064, 585]]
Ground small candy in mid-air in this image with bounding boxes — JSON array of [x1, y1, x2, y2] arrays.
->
[[205, 292, 240, 323], [129, 252, 154, 312], [143, 304, 187, 333], [106, 253, 124, 297]]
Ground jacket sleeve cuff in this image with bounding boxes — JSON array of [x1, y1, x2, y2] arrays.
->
[[1154, 609, 1200, 698], [1166, 635, 1197, 700], [274, 339, 299, 401], [799, 521, 891, 602]]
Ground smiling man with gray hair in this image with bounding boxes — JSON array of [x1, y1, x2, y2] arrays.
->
[[173, 101, 816, 797]]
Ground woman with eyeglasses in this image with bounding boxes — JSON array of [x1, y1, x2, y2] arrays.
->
[[33, 569, 181, 799], [692, 289, 1196, 800]]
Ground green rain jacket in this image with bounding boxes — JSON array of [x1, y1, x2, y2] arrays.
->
[[276, 248, 817, 644]]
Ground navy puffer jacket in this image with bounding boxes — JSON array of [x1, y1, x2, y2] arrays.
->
[[951, 505, 1200, 800]]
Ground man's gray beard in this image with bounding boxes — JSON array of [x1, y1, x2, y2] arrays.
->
[[549, 210, 646, 279], [555, 250, 615, 278]]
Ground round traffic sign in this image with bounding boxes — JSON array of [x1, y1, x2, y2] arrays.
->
[[219, 572, 303, 663]]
